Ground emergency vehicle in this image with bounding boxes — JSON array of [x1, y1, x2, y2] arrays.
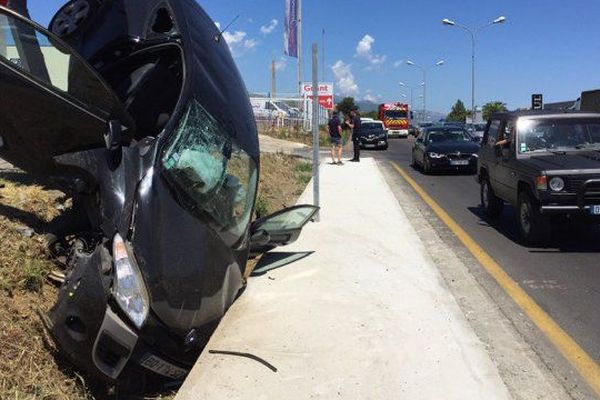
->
[[378, 103, 410, 138]]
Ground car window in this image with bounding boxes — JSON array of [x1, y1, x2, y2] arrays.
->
[[517, 118, 600, 153], [0, 11, 118, 116], [162, 99, 258, 241], [486, 119, 501, 147]]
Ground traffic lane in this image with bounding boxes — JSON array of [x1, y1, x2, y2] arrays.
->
[[373, 137, 600, 365]]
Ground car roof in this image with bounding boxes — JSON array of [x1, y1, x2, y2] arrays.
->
[[491, 110, 600, 120]]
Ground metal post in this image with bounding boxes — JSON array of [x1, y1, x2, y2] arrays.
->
[[422, 69, 427, 123], [311, 43, 320, 221], [470, 30, 476, 121], [297, 0, 303, 129]]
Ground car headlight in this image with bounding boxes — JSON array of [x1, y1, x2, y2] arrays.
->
[[112, 233, 149, 329], [428, 152, 444, 159], [471, 153, 479, 158], [549, 177, 565, 192]]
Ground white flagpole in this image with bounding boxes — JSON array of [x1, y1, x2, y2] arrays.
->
[[297, 0, 303, 128]]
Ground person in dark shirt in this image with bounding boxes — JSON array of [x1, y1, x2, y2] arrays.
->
[[328, 111, 343, 164], [346, 107, 362, 162]]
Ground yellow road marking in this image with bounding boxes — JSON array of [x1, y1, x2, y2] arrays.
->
[[391, 161, 600, 397]]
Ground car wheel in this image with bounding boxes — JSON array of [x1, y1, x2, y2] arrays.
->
[[517, 190, 549, 244], [480, 178, 503, 218], [382, 144, 388, 151], [423, 158, 431, 174], [50, 0, 100, 37]]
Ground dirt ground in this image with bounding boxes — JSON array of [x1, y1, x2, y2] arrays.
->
[[0, 153, 311, 400]]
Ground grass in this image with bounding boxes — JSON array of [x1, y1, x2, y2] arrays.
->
[[0, 174, 90, 400], [0, 152, 312, 399]]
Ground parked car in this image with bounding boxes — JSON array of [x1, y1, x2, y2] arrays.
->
[[466, 123, 487, 143], [0, 1, 318, 384], [358, 120, 388, 150], [478, 110, 600, 244], [409, 124, 419, 137], [412, 127, 479, 174], [417, 122, 434, 136]]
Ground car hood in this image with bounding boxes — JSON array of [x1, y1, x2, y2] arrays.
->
[[521, 152, 600, 173], [426, 141, 479, 154]]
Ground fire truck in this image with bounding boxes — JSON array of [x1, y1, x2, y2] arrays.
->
[[378, 103, 410, 138]]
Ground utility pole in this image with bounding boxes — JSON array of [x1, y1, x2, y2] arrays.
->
[[311, 43, 320, 221], [271, 58, 277, 99], [297, 0, 303, 128]]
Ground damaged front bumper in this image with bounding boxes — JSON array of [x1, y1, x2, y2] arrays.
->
[[48, 240, 191, 383]]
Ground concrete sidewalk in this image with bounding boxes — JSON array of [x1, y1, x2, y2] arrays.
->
[[176, 158, 513, 399]]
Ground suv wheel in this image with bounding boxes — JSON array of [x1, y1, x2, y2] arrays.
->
[[517, 190, 549, 244], [480, 177, 503, 218]]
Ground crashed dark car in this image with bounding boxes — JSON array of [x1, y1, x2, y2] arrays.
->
[[0, 0, 317, 384]]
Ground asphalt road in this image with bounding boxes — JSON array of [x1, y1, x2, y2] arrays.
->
[[374, 137, 600, 368]]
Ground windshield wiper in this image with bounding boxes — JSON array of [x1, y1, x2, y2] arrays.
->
[[547, 150, 567, 155], [575, 144, 600, 153]]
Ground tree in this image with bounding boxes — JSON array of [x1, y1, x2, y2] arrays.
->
[[336, 97, 357, 117], [446, 99, 469, 122], [482, 101, 508, 120], [363, 110, 379, 120]]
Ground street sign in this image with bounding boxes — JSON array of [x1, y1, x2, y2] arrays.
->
[[303, 82, 334, 110], [532, 94, 543, 110]]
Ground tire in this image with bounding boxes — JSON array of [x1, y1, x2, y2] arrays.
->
[[480, 178, 503, 218], [517, 190, 550, 245], [423, 158, 431, 174], [50, 0, 100, 38]]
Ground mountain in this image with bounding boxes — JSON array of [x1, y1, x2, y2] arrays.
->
[[333, 95, 447, 120]]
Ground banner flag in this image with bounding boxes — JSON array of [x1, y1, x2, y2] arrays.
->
[[284, 0, 298, 58]]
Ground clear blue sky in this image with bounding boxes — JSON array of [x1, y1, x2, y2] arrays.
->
[[28, 0, 600, 114]]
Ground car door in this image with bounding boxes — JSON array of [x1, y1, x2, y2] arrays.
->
[[0, 7, 134, 176], [480, 119, 504, 195], [249, 205, 319, 257], [495, 119, 519, 204]]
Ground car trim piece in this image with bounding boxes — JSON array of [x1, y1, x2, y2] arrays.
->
[[92, 307, 138, 380]]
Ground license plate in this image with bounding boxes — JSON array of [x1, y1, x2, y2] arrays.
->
[[591, 205, 600, 215], [139, 354, 188, 380], [450, 160, 469, 166], [364, 144, 376, 148]]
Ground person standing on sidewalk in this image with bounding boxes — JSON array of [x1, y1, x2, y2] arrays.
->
[[328, 111, 343, 165], [347, 107, 362, 162]]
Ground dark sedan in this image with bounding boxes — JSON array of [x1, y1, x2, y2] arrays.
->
[[412, 127, 479, 174], [358, 121, 388, 150]]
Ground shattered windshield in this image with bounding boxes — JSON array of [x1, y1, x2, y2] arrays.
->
[[162, 100, 258, 241], [517, 118, 600, 153]]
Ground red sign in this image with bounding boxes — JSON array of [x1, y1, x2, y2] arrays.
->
[[0, 0, 9, 6], [302, 82, 335, 110]]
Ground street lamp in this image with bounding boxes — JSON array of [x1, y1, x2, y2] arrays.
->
[[442, 15, 506, 121], [399, 81, 425, 121], [405, 59, 445, 123]]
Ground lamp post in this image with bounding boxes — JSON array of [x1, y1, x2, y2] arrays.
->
[[442, 16, 506, 121], [399, 81, 425, 123], [405, 60, 444, 123]]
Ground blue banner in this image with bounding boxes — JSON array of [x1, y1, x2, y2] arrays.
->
[[284, 0, 298, 58]]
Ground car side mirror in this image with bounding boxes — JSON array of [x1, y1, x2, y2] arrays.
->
[[250, 229, 270, 247]]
